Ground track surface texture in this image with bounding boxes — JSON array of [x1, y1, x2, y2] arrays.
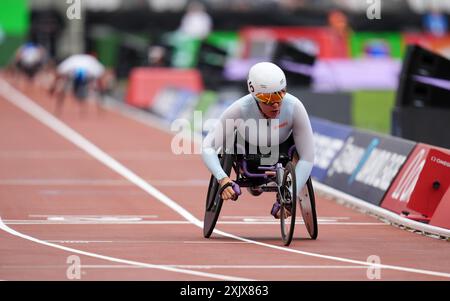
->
[[0, 76, 449, 281]]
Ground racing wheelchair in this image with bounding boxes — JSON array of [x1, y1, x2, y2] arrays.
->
[[203, 133, 318, 246]]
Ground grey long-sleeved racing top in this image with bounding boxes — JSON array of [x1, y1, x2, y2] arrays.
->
[[201, 93, 315, 193]]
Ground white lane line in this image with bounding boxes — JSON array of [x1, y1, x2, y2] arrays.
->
[[46, 240, 115, 244], [0, 264, 369, 270], [0, 179, 207, 187], [2, 220, 387, 226], [223, 216, 350, 220], [0, 150, 189, 160], [43, 240, 248, 244], [0, 217, 253, 281], [132, 265, 370, 270], [0, 179, 133, 186], [3, 220, 192, 225], [183, 241, 249, 244], [225, 222, 386, 226], [0, 150, 89, 159], [1, 80, 449, 279], [29, 215, 159, 218]]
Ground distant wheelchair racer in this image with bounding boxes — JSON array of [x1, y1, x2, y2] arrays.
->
[[50, 54, 105, 115]]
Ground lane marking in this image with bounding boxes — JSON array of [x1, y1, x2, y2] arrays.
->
[[182, 241, 248, 244], [39, 189, 146, 196], [0, 178, 207, 187], [0, 264, 370, 270], [225, 221, 385, 226], [43, 240, 248, 244], [223, 216, 350, 220], [1, 80, 449, 279], [46, 216, 143, 222], [3, 220, 192, 225], [0, 150, 190, 160], [21, 214, 372, 226], [0, 150, 89, 159], [124, 264, 370, 270], [0, 217, 253, 281], [29, 215, 158, 218], [2, 220, 387, 226], [241, 217, 352, 223]]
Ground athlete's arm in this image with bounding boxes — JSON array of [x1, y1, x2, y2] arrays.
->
[[201, 101, 241, 181], [292, 100, 315, 193]]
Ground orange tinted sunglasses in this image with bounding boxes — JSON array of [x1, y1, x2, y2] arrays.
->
[[255, 89, 286, 105]]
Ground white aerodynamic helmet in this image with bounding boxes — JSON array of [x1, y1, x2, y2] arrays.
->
[[247, 62, 287, 104]]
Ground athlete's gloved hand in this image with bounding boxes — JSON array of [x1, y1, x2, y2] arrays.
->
[[218, 177, 240, 201]]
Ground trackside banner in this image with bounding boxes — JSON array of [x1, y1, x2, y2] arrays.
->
[[407, 148, 450, 221], [323, 130, 416, 205], [310, 117, 352, 181], [381, 143, 450, 226], [380, 143, 432, 215], [430, 188, 450, 229]]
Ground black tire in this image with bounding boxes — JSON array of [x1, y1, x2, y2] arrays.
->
[[298, 177, 318, 239], [280, 162, 297, 246], [203, 153, 233, 238]]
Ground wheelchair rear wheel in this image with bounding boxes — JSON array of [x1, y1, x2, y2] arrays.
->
[[298, 177, 318, 239]]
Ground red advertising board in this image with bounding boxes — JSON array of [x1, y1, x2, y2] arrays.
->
[[407, 149, 450, 220], [126, 68, 203, 108], [381, 143, 450, 224], [239, 27, 349, 59], [381, 143, 431, 216], [429, 188, 450, 229]]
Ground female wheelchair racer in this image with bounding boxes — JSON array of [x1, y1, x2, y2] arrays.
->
[[201, 62, 318, 246]]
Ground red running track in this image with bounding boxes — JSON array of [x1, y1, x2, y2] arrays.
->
[[0, 76, 449, 281]]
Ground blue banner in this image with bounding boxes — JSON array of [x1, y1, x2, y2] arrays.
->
[[310, 117, 352, 181], [323, 129, 416, 205]]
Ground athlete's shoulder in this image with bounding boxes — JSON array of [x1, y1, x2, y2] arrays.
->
[[283, 93, 306, 110], [234, 93, 253, 104], [284, 92, 302, 104], [228, 94, 253, 110], [237, 94, 257, 115]]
